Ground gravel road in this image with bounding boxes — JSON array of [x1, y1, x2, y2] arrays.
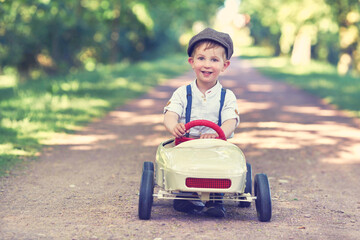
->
[[1, 58, 360, 239]]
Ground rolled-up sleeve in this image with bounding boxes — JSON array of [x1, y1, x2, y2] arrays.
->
[[221, 90, 240, 126], [163, 86, 186, 117]]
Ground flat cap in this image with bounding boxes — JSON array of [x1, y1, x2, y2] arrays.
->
[[187, 28, 233, 60]]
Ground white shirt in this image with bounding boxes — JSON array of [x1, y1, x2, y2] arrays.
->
[[164, 80, 240, 137]]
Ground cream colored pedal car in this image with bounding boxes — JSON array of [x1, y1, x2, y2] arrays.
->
[[138, 120, 272, 221]]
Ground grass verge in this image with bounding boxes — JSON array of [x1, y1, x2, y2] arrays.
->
[[239, 46, 360, 118], [0, 54, 189, 176]]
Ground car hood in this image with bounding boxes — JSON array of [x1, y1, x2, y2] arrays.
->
[[157, 139, 246, 177]]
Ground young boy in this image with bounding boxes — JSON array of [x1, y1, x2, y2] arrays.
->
[[163, 28, 240, 218]]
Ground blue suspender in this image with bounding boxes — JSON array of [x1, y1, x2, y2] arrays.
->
[[185, 84, 192, 124], [218, 88, 226, 126], [185, 84, 226, 126]]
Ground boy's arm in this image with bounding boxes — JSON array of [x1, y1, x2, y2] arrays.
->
[[221, 118, 237, 138], [164, 111, 187, 138], [200, 118, 237, 139]]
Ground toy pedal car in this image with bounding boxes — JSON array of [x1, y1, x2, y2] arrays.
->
[[138, 120, 272, 222]]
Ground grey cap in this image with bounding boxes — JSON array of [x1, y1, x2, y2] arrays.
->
[[187, 28, 233, 60]]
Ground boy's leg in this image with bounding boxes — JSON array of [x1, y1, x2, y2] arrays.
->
[[173, 192, 205, 213], [204, 193, 226, 218]]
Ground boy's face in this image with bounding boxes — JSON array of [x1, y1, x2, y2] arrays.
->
[[188, 43, 230, 89]]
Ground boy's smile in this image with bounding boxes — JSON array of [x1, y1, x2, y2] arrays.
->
[[188, 44, 230, 93]]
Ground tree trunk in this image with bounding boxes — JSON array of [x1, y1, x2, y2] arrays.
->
[[337, 25, 359, 75], [291, 30, 311, 65]]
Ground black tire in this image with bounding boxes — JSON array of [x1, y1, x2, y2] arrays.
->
[[239, 163, 252, 208], [138, 169, 154, 220], [254, 173, 272, 222], [143, 161, 154, 171]]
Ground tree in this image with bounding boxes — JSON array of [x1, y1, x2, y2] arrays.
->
[[240, 0, 360, 74], [0, 0, 224, 79], [325, 0, 360, 74], [240, 0, 333, 63]]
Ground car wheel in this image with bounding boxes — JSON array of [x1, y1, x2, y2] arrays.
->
[[143, 161, 154, 171], [254, 173, 272, 222], [138, 167, 154, 220], [239, 163, 252, 208]]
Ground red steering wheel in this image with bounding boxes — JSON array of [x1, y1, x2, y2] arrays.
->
[[175, 120, 227, 145]]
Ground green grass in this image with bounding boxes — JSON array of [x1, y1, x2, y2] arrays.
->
[[240, 46, 360, 118], [0, 54, 189, 176]]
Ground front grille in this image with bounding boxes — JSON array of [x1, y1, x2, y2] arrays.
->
[[185, 178, 231, 189]]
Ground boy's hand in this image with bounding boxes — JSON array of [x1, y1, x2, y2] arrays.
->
[[171, 123, 187, 138], [200, 133, 218, 139], [164, 111, 188, 138]]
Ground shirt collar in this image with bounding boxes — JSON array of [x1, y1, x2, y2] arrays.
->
[[192, 79, 222, 96]]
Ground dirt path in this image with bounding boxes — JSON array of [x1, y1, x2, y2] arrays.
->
[[1, 58, 360, 239]]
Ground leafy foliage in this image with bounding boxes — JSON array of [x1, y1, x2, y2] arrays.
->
[[0, 0, 223, 77], [240, 0, 360, 74]]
